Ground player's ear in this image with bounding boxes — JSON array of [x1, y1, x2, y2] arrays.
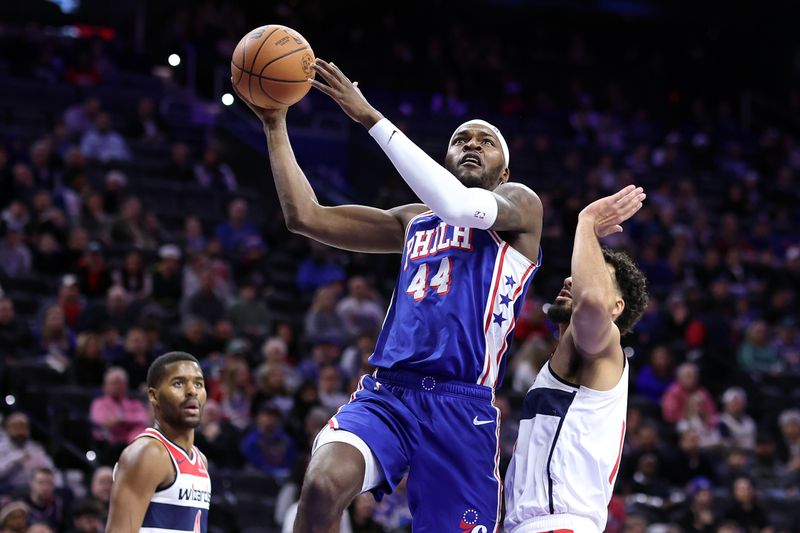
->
[[500, 167, 510, 184], [147, 387, 158, 406]]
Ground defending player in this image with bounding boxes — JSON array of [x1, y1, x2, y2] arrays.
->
[[106, 352, 210, 533], [235, 58, 542, 532], [504, 185, 648, 533]]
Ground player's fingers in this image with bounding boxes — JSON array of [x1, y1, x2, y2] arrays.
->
[[314, 59, 350, 86], [612, 184, 636, 201], [309, 79, 334, 96]]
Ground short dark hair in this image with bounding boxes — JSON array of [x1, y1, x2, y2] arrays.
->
[[146, 352, 201, 388], [603, 248, 648, 336]]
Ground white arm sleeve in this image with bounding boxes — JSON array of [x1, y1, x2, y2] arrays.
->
[[368, 118, 498, 229]]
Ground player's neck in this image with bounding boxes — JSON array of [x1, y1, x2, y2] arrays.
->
[[155, 421, 194, 455]]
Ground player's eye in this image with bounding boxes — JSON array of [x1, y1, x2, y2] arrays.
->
[[483, 139, 495, 146], [173, 380, 183, 387], [454, 139, 465, 145], [195, 382, 204, 389]]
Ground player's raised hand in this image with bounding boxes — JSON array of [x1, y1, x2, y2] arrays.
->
[[230, 79, 288, 127], [579, 185, 646, 238], [310, 59, 383, 129]]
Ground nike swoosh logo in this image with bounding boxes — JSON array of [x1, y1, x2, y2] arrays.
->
[[473, 416, 494, 426], [389, 130, 398, 143], [176, 458, 186, 465]]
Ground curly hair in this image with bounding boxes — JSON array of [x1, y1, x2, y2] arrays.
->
[[602, 248, 648, 336]]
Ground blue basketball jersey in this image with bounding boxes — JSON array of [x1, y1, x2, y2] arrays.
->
[[371, 211, 541, 387]]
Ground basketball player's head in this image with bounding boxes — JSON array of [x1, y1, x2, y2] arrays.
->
[[147, 351, 206, 430], [445, 119, 509, 190], [547, 249, 648, 336]]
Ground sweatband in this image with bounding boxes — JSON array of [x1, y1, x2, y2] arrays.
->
[[449, 119, 509, 168], [369, 118, 498, 229]]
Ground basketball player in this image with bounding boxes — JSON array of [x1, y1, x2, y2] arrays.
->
[[504, 185, 648, 533], [106, 352, 210, 533], [234, 57, 542, 532]]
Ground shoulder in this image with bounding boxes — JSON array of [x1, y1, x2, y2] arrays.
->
[[494, 182, 542, 210], [388, 203, 428, 229], [118, 437, 170, 471]]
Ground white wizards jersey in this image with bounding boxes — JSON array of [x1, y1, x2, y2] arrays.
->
[[132, 428, 211, 533], [504, 360, 628, 533]]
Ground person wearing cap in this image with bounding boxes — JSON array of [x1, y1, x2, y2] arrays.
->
[[673, 476, 719, 532], [238, 58, 543, 532], [0, 501, 28, 533]]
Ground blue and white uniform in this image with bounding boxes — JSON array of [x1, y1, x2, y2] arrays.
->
[[126, 428, 211, 533], [318, 211, 540, 533]]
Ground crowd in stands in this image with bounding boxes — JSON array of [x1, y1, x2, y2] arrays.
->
[[1, 2, 800, 532]]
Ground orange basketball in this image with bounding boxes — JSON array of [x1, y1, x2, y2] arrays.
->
[[231, 25, 315, 109]]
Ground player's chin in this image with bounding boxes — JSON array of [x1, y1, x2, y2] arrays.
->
[[181, 415, 203, 429]]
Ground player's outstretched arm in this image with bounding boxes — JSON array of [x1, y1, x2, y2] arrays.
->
[[310, 59, 541, 237], [233, 84, 424, 253], [570, 185, 646, 356], [106, 439, 173, 533]]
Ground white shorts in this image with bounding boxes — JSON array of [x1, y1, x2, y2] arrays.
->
[[507, 514, 599, 533], [312, 424, 386, 493]]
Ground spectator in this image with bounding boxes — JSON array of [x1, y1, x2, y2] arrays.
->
[[0, 297, 34, 361], [317, 364, 348, 411], [285, 381, 322, 448], [737, 320, 781, 373], [64, 498, 104, 533], [251, 363, 294, 417], [348, 493, 382, 533], [240, 402, 295, 478], [79, 285, 138, 336], [718, 387, 756, 451], [22, 468, 67, 532], [298, 339, 343, 383], [87, 467, 112, 519], [0, 413, 58, 491], [73, 241, 112, 299], [115, 328, 152, 390], [227, 281, 271, 338], [78, 192, 110, 243], [164, 143, 194, 183], [171, 317, 213, 360], [36, 305, 76, 366], [777, 408, 800, 472], [194, 145, 237, 192], [635, 344, 675, 405], [73, 332, 107, 388], [126, 98, 166, 142], [721, 477, 771, 532], [0, 223, 32, 278], [63, 98, 101, 136], [181, 216, 207, 256], [673, 476, 720, 533], [295, 242, 345, 294], [148, 244, 183, 315], [109, 197, 156, 251], [668, 428, 719, 486], [31, 232, 67, 276], [772, 317, 800, 373], [661, 362, 718, 426], [304, 284, 347, 347], [111, 250, 150, 300], [213, 198, 259, 257], [716, 447, 752, 488], [0, 502, 29, 533], [89, 367, 150, 463], [193, 399, 242, 470], [335, 276, 385, 339], [210, 353, 253, 430], [340, 333, 376, 379], [80, 113, 130, 162], [185, 267, 226, 326]]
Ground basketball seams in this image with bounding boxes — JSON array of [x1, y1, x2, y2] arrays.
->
[[248, 26, 282, 72], [257, 46, 310, 76]]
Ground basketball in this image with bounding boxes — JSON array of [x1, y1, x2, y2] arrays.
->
[[231, 25, 315, 109]]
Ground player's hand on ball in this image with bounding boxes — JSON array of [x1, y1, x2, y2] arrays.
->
[[310, 59, 383, 128], [579, 185, 646, 238], [231, 80, 288, 126]]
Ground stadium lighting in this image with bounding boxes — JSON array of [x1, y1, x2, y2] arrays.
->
[[221, 93, 234, 106], [168, 53, 181, 67], [86, 451, 97, 461], [4, 395, 14, 406]]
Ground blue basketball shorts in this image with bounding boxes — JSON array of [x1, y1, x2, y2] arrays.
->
[[327, 368, 502, 533]]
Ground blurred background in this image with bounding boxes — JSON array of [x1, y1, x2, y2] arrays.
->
[[0, 1, 799, 532]]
